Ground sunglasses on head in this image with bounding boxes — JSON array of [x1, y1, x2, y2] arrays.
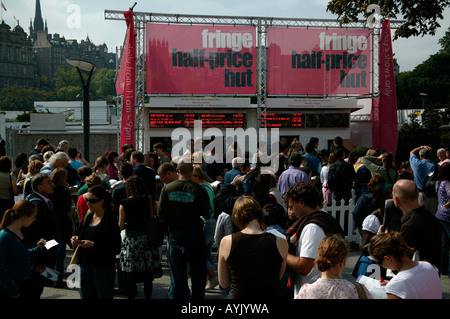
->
[[86, 198, 100, 204]]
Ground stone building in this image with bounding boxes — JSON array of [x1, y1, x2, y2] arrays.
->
[[0, 0, 116, 89], [0, 21, 35, 88], [29, 0, 115, 83]]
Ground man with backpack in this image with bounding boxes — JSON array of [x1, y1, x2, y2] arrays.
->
[[327, 149, 356, 204]]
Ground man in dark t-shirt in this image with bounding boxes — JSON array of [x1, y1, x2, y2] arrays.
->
[[130, 150, 155, 200], [157, 157, 210, 299]]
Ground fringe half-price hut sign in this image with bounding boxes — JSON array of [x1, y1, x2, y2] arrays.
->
[[267, 27, 372, 96], [146, 24, 257, 95]]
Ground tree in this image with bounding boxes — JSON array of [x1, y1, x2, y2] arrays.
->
[[56, 86, 82, 101], [54, 66, 81, 89], [90, 68, 116, 102], [0, 86, 56, 111], [438, 26, 450, 53], [395, 52, 450, 109], [326, 0, 449, 39]]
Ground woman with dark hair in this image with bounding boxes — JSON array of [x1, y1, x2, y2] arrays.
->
[[93, 156, 111, 189], [0, 200, 46, 299], [118, 175, 154, 299], [71, 185, 121, 299], [49, 168, 73, 288], [12, 152, 28, 193], [218, 196, 288, 299], [146, 152, 160, 173], [369, 231, 442, 299], [104, 151, 119, 181], [436, 162, 450, 277], [0, 156, 19, 218]]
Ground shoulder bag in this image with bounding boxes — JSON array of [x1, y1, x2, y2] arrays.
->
[[69, 211, 92, 265], [353, 282, 368, 299]]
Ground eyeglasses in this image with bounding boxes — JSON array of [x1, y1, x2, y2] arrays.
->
[[85, 198, 100, 204]]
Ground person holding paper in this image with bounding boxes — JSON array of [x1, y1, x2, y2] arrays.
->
[[369, 231, 442, 299], [0, 200, 46, 299], [71, 185, 121, 299]]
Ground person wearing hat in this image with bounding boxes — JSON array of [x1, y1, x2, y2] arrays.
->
[[409, 145, 439, 213]]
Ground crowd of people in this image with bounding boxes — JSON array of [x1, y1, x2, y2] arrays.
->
[[0, 135, 449, 300]]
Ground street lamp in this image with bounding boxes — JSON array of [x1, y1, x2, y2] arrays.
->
[[419, 92, 427, 109], [66, 59, 96, 163]]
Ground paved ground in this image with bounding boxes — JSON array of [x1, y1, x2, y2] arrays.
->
[[40, 241, 450, 300]]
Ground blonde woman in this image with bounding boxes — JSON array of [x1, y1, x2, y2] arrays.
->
[[296, 234, 373, 299]]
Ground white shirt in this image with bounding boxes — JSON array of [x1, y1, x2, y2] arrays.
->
[[386, 261, 442, 299], [320, 165, 330, 184], [294, 223, 326, 297]]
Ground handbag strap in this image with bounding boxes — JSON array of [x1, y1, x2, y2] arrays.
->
[[353, 282, 368, 299]]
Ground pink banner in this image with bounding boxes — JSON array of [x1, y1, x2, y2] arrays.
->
[[117, 10, 136, 150], [146, 24, 257, 95], [267, 27, 371, 96], [371, 20, 397, 157]]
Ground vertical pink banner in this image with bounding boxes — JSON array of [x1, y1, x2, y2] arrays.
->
[[117, 10, 136, 150], [371, 20, 397, 158], [267, 27, 371, 95], [146, 24, 257, 95]]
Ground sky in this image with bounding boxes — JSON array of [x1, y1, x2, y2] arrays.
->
[[1, 0, 449, 72]]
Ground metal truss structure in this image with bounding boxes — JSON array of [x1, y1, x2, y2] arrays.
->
[[105, 10, 403, 150]]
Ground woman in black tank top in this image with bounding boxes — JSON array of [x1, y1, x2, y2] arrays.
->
[[218, 196, 288, 299]]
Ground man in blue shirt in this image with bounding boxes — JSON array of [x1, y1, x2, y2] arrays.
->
[[277, 153, 309, 197], [304, 142, 322, 177], [409, 145, 439, 213]]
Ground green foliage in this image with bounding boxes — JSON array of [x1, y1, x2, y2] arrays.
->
[[438, 25, 450, 53], [326, 0, 449, 40], [91, 68, 116, 102], [0, 66, 117, 111], [16, 107, 51, 122], [0, 86, 56, 111], [395, 51, 450, 109], [56, 86, 82, 101], [54, 66, 82, 88]]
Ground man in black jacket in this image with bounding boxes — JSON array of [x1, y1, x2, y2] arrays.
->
[[392, 179, 442, 272], [23, 173, 57, 296]]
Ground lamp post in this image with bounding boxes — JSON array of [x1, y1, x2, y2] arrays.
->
[[66, 59, 96, 163], [419, 92, 427, 109]]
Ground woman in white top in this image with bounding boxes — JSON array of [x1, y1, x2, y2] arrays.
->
[[369, 231, 442, 299], [297, 234, 373, 299]]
